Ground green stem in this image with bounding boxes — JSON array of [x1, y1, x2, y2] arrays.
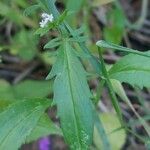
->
[[98, 47, 123, 125], [46, 0, 68, 36]]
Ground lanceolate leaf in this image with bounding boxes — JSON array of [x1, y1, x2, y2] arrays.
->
[[111, 79, 150, 137], [44, 38, 61, 49], [50, 40, 94, 149], [109, 52, 150, 88], [96, 40, 150, 58], [24, 4, 40, 16], [93, 107, 111, 150], [0, 98, 51, 150]]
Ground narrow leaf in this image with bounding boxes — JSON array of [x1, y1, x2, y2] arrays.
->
[[64, 23, 102, 75], [44, 38, 61, 49], [96, 40, 150, 58], [93, 107, 111, 150], [111, 79, 150, 137], [35, 26, 51, 36], [24, 4, 40, 16], [51, 40, 94, 149], [69, 36, 88, 43]]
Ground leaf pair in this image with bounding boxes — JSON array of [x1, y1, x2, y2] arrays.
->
[[0, 98, 61, 150]]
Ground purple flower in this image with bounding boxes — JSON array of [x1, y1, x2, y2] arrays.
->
[[39, 137, 51, 150]]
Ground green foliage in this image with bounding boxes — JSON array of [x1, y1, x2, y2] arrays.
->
[[24, 4, 40, 16], [111, 79, 150, 138], [93, 108, 111, 150], [26, 113, 62, 143], [0, 79, 60, 146], [109, 52, 150, 88], [0, 80, 15, 101], [35, 10, 68, 36], [96, 40, 150, 58], [11, 30, 38, 60], [44, 37, 61, 49], [48, 40, 94, 149], [0, 1, 35, 27], [104, 7, 125, 44], [1, 0, 150, 149], [64, 0, 84, 25], [97, 40, 150, 146], [13, 80, 52, 99], [94, 113, 126, 150], [0, 79, 52, 100], [0, 98, 51, 150], [65, 0, 84, 12]]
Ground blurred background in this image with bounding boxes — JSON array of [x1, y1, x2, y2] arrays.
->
[[0, 0, 150, 150]]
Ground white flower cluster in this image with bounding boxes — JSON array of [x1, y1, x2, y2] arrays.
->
[[39, 13, 54, 28]]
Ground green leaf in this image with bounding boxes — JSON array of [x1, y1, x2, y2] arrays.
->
[[24, 4, 40, 16], [0, 98, 51, 150], [55, 10, 68, 25], [96, 40, 150, 58], [94, 113, 126, 150], [66, 0, 84, 12], [111, 79, 150, 137], [44, 38, 61, 49], [104, 7, 125, 45], [12, 30, 38, 60], [0, 80, 15, 101], [104, 27, 124, 45], [0, 79, 52, 102], [0, 97, 61, 144], [51, 40, 94, 149], [69, 36, 88, 43], [37, 0, 50, 12], [0, 2, 35, 27], [35, 25, 52, 36], [13, 80, 52, 99], [13, 0, 28, 8], [26, 113, 62, 142], [35, 10, 68, 36], [64, 23, 102, 75], [42, 0, 102, 75], [73, 26, 85, 36], [46, 48, 64, 80], [65, 0, 84, 25], [0, 100, 14, 113], [109, 52, 150, 88], [93, 107, 111, 150]]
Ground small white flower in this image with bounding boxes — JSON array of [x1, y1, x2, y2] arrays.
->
[[39, 13, 54, 28]]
